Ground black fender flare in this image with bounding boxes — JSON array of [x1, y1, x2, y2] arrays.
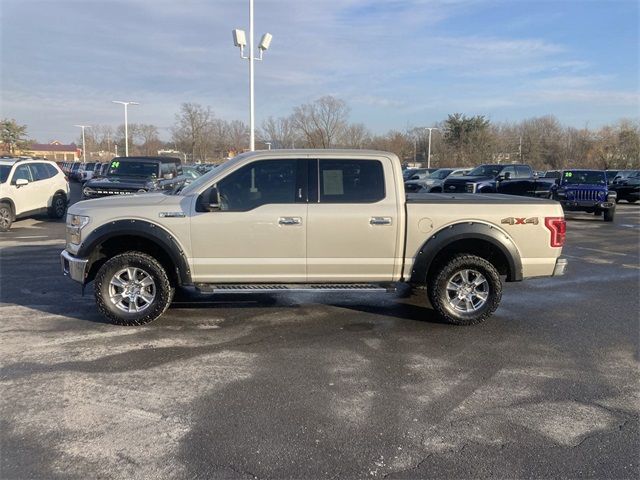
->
[[409, 222, 523, 283], [77, 219, 192, 285]]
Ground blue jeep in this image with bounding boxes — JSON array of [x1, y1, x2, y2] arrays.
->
[[551, 169, 616, 222]]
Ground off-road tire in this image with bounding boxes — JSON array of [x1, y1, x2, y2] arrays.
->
[[603, 208, 615, 222], [427, 254, 502, 326], [48, 193, 67, 219], [0, 203, 13, 232], [95, 251, 173, 326]]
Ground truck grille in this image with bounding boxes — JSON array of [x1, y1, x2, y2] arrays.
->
[[573, 189, 603, 201], [444, 180, 468, 193]]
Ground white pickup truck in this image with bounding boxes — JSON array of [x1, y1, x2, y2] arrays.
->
[[61, 150, 567, 326]]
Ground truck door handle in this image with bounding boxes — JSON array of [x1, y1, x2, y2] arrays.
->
[[370, 217, 392, 225], [279, 217, 302, 225]]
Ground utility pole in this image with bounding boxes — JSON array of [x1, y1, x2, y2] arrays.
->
[[519, 135, 523, 162], [73, 125, 90, 162], [112, 100, 139, 156], [232, 0, 273, 151], [424, 127, 439, 169]]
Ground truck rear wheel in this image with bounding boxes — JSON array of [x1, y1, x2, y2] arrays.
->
[[427, 254, 502, 326], [94, 251, 173, 325]]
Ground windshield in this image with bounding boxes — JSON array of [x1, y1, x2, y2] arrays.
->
[[179, 167, 218, 194], [107, 160, 159, 178], [468, 165, 502, 177], [561, 170, 606, 185], [0, 165, 11, 183], [429, 169, 453, 179]]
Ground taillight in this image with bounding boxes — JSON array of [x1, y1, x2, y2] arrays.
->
[[545, 217, 566, 247]]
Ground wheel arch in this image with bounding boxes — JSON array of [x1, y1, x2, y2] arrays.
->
[[0, 197, 16, 220], [77, 220, 192, 286], [409, 222, 523, 284], [49, 189, 68, 207]]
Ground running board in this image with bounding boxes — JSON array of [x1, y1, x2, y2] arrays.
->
[[195, 283, 397, 294]]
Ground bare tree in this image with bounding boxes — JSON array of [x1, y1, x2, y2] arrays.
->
[[292, 96, 349, 148], [260, 116, 299, 148], [134, 124, 162, 156], [171, 103, 216, 162], [338, 123, 371, 148]]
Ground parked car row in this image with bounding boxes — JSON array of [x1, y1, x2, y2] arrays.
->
[[404, 164, 639, 223]]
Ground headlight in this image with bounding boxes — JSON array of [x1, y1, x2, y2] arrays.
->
[[66, 214, 90, 245]]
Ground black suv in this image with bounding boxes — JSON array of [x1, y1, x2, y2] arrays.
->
[[82, 156, 181, 199]]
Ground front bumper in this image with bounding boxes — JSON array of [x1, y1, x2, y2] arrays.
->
[[561, 200, 614, 210], [553, 257, 568, 276], [61, 249, 89, 283]]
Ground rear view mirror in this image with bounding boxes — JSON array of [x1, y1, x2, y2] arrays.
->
[[15, 178, 29, 187]]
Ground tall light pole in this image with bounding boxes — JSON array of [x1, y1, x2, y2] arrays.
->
[[112, 100, 139, 156], [73, 125, 91, 162], [424, 127, 439, 168], [233, 0, 273, 151]]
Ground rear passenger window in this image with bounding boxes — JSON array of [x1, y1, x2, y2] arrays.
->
[[318, 159, 385, 203], [515, 165, 532, 178], [29, 163, 53, 181]]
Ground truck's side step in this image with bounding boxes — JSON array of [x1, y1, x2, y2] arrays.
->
[[195, 283, 397, 294]]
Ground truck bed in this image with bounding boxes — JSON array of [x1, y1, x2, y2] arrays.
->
[[406, 192, 558, 205]]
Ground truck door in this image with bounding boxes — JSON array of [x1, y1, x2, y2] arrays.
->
[[306, 158, 399, 282], [189, 158, 308, 283]]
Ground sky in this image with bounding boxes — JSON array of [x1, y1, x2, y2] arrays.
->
[[1, 0, 639, 144]]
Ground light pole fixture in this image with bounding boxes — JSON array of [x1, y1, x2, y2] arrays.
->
[[73, 125, 91, 162], [111, 100, 139, 156], [265, 141, 272, 150], [232, 0, 272, 151], [424, 127, 439, 169]]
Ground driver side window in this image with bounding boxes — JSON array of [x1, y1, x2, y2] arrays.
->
[[12, 165, 33, 184], [216, 159, 299, 211]]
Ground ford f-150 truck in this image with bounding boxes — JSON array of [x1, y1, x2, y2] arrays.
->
[[443, 163, 556, 198], [61, 150, 567, 326]]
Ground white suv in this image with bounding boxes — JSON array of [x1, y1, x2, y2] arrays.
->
[[0, 157, 70, 232]]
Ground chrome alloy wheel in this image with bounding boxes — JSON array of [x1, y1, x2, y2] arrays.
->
[[445, 269, 489, 313], [108, 267, 156, 313], [0, 207, 10, 230]]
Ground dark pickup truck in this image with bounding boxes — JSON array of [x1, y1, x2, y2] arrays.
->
[[82, 156, 182, 199], [442, 163, 555, 197]]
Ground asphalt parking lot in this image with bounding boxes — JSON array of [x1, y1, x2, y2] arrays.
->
[[1, 185, 639, 479]]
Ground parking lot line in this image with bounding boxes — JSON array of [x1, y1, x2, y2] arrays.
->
[[574, 246, 631, 257]]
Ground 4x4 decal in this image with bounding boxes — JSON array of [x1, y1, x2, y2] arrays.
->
[[501, 217, 539, 225]]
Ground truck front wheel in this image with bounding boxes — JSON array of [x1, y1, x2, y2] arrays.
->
[[94, 252, 173, 325], [427, 254, 502, 326]]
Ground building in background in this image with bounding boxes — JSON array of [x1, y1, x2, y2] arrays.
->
[[26, 141, 80, 161]]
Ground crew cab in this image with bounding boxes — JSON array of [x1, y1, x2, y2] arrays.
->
[[81, 156, 181, 199], [551, 170, 617, 221], [61, 150, 567, 326], [443, 164, 555, 198]]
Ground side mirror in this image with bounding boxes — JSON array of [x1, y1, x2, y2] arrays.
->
[[15, 178, 29, 187], [410, 175, 419, 180]]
